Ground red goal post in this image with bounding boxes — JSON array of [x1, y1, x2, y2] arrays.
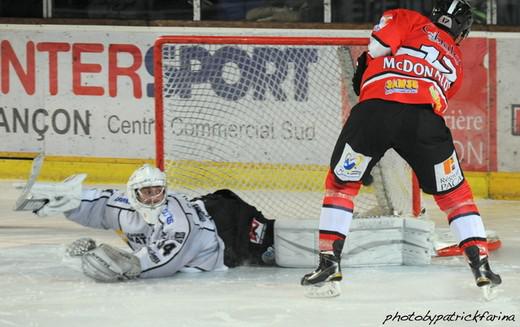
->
[[153, 35, 421, 219]]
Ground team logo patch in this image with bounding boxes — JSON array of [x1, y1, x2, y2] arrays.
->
[[434, 151, 463, 191], [374, 14, 393, 32], [334, 143, 372, 181], [249, 218, 266, 244], [385, 79, 419, 95]]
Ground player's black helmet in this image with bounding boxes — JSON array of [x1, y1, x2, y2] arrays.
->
[[431, 0, 474, 42]]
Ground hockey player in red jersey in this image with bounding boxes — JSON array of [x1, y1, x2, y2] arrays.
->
[[301, 0, 501, 298]]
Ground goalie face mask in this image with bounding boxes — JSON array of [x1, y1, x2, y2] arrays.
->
[[136, 186, 165, 206], [127, 164, 167, 224], [431, 0, 473, 43]]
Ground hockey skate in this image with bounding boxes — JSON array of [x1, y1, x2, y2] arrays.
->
[[301, 251, 342, 298], [464, 245, 502, 300]]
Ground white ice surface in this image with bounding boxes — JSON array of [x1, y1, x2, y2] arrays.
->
[[1, 182, 519, 327]]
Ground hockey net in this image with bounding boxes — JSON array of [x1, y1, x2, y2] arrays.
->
[[154, 36, 421, 220]]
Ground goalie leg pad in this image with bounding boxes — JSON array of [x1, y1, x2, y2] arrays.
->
[[81, 244, 141, 282], [275, 218, 434, 268]]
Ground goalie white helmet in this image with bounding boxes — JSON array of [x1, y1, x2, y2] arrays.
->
[[127, 164, 167, 224]]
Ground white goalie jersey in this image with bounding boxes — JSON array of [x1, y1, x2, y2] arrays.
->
[[65, 189, 227, 278]]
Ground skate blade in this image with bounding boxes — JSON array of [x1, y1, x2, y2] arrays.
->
[[304, 281, 341, 298], [481, 284, 498, 301]]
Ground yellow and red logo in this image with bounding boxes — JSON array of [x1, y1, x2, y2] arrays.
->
[[429, 86, 443, 114], [384, 79, 418, 95]]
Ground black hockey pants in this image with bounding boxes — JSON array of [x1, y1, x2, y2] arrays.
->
[[196, 189, 275, 267]]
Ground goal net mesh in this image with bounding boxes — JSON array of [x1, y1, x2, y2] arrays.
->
[[154, 36, 419, 220]]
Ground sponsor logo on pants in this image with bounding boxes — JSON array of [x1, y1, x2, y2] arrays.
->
[[434, 151, 463, 191]]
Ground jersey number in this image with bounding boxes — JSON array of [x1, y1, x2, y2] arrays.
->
[[398, 45, 457, 83], [157, 240, 177, 256]]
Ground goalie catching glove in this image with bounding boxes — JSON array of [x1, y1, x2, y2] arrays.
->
[[81, 244, 141, 282]]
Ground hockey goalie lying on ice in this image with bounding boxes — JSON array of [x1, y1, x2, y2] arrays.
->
[[18, 164, 276, 282], [15, 158, 437, 285]]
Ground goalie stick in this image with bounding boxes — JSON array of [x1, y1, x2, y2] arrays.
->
[[436, 238, 502, 257], [433, 229, 502, 257], [13, 153, 47, 212]]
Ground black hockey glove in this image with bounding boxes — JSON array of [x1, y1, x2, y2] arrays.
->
[[352, 51, 368, 96]]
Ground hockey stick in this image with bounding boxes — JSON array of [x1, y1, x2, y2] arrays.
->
[[13, 153, 48, 212], [436, 238, 502, 257]]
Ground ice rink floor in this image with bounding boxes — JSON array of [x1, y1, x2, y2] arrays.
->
[[0, 181, 519, 327]]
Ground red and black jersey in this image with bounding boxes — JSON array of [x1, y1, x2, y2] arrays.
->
[[360, 9, 463, 116]]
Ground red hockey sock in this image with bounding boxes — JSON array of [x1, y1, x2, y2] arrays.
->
[[318, 170, 362, 252], [459, 239, 489, 256], [434, 180, 477, 220], [434, 180, 488, 254]]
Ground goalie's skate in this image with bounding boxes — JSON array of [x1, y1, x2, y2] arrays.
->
[[301, 252, 342, 298], [464, 245, 501, 301]]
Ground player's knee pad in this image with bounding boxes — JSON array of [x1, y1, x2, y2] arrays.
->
[[433, 180, 478, 221]]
